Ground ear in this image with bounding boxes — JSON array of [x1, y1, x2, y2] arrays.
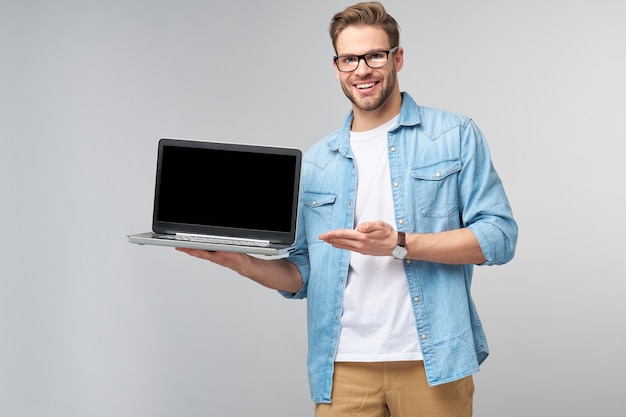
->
[[394, 47, 405, 72]]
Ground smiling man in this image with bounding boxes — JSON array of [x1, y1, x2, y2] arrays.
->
[[334, 25, 402, 129], [178, 2, 518, 416]]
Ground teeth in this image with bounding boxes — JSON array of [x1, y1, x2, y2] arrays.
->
[[357, 83, 375, 89]]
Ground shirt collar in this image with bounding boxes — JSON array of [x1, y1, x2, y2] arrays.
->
[[328, 92, 421, 154]]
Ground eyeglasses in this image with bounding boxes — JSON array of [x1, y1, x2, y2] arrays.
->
[[333, 46, 399, 72]]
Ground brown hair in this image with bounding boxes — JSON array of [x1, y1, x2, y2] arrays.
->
[[329, 2, 400, 53]]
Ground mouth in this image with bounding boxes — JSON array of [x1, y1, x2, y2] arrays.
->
[[354, 81, 378, 92]]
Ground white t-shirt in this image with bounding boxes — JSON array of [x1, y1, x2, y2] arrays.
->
[[335, 116, 423, 362]]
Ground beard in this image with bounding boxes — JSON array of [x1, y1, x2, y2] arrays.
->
[[341, 69, 398, 112]]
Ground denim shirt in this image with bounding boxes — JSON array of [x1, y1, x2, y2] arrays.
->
[[282, 92, 518, 404]]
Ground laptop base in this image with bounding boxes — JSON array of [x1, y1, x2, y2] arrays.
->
[[128, 232, 294, 256]]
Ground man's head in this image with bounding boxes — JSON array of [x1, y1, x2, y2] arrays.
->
[[329, 2, 404, 126], [329, 2, 400, 55]]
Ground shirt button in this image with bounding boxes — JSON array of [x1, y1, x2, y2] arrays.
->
[[393, 182, 399, 187], [398, 219, 404, 225], [414, 297, 419, 302], [421, 334, 427, 340], [390, 147, 396, 152], [311, 200, 317, 206], [435, 172, 441, 178]]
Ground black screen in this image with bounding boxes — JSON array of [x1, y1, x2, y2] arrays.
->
[[155, 144, 298, 233]]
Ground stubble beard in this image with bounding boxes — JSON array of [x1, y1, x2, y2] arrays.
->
[[342, 70, 397, 113]]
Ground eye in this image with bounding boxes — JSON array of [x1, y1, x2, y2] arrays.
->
[[340, 56, 358, 64], [367, 52, 386, 60]]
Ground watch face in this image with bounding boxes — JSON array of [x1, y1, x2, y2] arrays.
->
[[392, 245, 408, 259]]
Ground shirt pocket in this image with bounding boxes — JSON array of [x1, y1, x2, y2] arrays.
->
[[410, 159, 461, 218], [301, 191, 337, 237]]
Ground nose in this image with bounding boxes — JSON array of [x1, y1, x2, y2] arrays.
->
[[353, 57, 372, 76]]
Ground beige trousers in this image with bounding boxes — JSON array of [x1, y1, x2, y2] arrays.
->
[[315, 361, 474, 417]]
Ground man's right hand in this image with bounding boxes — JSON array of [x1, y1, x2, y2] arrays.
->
[[175, 248, 252, 276], [175, 247, 303, 293]]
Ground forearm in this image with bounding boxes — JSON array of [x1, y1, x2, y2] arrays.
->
[[405, 228, 486, 265], [175, 248, 303, 293], [242, 257, 303, 294]]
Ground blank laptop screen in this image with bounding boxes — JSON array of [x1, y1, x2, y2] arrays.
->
[[154, 142, 299, 237]]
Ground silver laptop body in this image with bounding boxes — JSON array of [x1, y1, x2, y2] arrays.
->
[[128, 138, 301, 256]]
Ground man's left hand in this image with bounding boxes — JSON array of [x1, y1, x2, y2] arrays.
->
[[318, 220, 397, 256]]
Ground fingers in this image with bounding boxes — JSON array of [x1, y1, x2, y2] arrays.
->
[[318, 228, 372, 252], [319, 223, 386, 243], [176, 247, 252, 275], [356, 220, 393, 234], [175, 247, 235, 264], [318, 221, 396, 256], [175, 247, 216, 260], [355, 221, 378, 233], [319, 228, 358, 242]]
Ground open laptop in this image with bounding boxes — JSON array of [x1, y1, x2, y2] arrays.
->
[[128, 138, 302, 256]]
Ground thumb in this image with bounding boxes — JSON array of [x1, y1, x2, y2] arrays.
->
[[356, 221, 379, 233]]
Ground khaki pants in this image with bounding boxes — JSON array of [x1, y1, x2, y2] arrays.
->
[[315, 361, 474, 417]]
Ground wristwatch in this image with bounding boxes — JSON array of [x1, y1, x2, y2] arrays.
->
[[392, 231, 408, 260]]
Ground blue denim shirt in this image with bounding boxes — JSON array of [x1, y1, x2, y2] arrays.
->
[[282, 92, 518, 404]]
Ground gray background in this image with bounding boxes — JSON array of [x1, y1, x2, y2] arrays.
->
[[1, 0, 624, 416]]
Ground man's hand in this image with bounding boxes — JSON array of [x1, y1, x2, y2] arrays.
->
[[175, 247, 303, 293], [318, 220, 397, 256], [175, 248, 252, 276]]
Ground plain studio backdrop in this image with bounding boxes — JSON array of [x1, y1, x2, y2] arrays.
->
[[1, 0, 624, 416]]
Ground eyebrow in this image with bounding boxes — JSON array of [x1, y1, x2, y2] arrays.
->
[[336, 48, 390, 57]]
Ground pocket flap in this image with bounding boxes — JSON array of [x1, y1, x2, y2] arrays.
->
[[411, 159, 462, 181], [301, 191, 337, 207]]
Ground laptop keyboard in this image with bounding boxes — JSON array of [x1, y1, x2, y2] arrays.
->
[[160, 234, 269, 247]]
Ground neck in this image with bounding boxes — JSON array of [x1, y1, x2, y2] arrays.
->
[[350, 91, 403, 132]]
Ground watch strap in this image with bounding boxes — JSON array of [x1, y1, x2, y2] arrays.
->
[[397, 231, 406, 247]]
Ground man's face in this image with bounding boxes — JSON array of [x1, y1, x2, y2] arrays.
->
[[334, 25, 403, 113]]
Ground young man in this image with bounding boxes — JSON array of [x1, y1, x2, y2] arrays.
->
[[178, 2, 518, 416]]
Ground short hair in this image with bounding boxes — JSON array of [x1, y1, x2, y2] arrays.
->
[[329, 2, 400, 53]]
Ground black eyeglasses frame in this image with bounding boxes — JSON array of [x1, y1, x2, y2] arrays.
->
[[333, 46, 399, 72]]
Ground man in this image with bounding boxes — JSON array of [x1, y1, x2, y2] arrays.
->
[[178, 2, 518, 416]]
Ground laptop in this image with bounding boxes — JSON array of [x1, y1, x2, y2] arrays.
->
[[128, 138, 302, 256]]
